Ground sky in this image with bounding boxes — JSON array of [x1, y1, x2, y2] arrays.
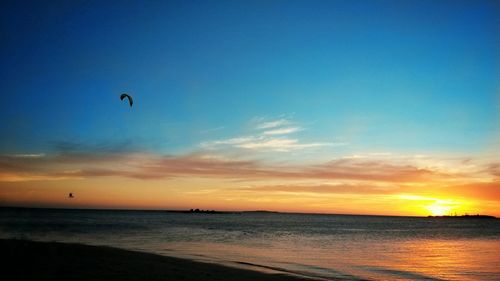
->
[[0, 0, 498, 216]]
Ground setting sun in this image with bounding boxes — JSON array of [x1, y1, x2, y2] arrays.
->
[[423, 198, 474, 217], [426, 202, 452, 216]]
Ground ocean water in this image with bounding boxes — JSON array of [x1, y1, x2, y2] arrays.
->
[[0, 208, 499, 280]]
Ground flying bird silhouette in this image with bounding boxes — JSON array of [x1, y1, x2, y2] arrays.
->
[[120, 93, 133, 107], [68, 193, 74, 199]]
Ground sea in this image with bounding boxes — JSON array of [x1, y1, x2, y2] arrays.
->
[[0, 207, 499, 280]]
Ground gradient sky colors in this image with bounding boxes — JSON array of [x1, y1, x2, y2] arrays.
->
[[1, 0, 498, 216]]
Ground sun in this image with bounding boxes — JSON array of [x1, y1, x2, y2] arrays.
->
[[400, 194, 475, 217], [426, 202, 452, 216]]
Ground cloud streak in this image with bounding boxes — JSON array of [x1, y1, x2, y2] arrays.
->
[[235, 183, 402, 195], [262, 127, 301, 135], [202, 117, 342, 152], [1, 149, 499, 212], [255, 118, 290, 129], [0, 151, 487, 183]]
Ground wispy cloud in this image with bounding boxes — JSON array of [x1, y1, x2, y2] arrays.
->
[[236, 138, 332, 151], [485, 163, 500, 177], [8, 153, 46, 158], [202, 136, 338, 152], [262, 127, 301, 135], [202, 136, 258, 147], [234, 182, 403, 196], [202, 117, 341, 152], [255, 118, 290, 129]]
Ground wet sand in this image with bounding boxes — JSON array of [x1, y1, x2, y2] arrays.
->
[[0, 239, 314, 281]]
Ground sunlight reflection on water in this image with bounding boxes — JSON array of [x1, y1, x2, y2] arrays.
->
[[157, 238, 500, 280]]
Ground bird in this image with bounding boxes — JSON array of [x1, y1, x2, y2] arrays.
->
[[68, 193, 74, 199], [120, 93, 133, 107]]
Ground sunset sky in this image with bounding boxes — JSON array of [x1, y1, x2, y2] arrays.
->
[[1, 0, 498, 216]]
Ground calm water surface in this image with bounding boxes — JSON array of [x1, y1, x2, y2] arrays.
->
[[1, 208, 499, 280]]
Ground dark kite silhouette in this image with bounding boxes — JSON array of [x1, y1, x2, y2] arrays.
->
[[120, 93, 133, 107]]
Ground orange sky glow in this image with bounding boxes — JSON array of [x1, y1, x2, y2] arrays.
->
[[1, 151, 498, 217]]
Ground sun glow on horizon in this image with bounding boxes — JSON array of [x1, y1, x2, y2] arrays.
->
[[426, 202, 453, 216], [425, 197, 477, 216], [395, 194, 480, 217]]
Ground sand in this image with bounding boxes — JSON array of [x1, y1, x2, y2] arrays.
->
[[0, 239, 314, 281]]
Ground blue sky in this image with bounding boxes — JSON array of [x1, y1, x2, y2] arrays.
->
[[1, 0, 497, 158], [1, 0, 499, 215]]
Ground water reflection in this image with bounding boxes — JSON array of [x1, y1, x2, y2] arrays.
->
[[370, 239, 500, 281], [1, 209, 499, 280], [161, 238, 500, 280]]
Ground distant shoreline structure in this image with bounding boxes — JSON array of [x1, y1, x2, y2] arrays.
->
[[427, 214, 496, 219], [166, 209, 237, 214]]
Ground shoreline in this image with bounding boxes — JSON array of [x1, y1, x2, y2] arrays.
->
[[0, 239, 318, 281]]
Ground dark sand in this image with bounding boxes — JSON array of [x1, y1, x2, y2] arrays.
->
[[0, 239, 314, 281]]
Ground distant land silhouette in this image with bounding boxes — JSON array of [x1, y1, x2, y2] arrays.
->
[[164, 209, 239, 214], [427, 214, 496, 219], [164, 209, 283, 215]]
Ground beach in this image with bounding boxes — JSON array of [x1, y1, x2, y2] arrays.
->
[[1, 239, 313, 281]]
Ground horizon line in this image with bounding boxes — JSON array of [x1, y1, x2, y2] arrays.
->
[[0, 205, 496, 219]]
